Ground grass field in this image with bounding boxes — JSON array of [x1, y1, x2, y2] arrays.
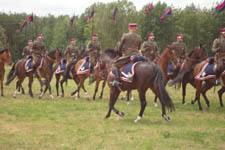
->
[[0, 66, 224, 150]]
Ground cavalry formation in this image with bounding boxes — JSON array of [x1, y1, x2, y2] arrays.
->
[[0, 24, 225, 123]]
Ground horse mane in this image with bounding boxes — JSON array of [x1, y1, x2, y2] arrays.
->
[[0, 49, 8, 55], [187, 48, 195, 57], [48, 49, 62, 57]]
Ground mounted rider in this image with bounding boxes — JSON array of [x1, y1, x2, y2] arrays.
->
[[22, 40, 32, 58], [111, 23, 142, 86], [141, 33, 159, 62], [86, 34, 102, 84], [212, 28, 225, 85], [31, 34, 46, 68], [171, 34, 186, 60], [65, 38, 79, 64]]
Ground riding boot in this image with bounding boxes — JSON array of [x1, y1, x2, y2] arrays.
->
[[215, 69, 221, 86], [89, 66, 95, 85], [112, 67, 120, 86]]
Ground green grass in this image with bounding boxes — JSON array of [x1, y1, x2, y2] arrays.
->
[[0, 66, 224, 150]]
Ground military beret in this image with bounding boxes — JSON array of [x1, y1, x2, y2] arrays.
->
[[220, 28, 225, 34], [37, 34, 43, 39], [128, 23, 137, 28], [148, 33, 155, 39], [176, 34, 183, 39], [92, 34, 98, 38]]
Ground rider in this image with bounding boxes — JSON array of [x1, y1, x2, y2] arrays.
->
[[212, 28, 225, 85], [65, 38, 79, 64], [141, 33, 159, 62], [86, 34, 102, 84], [171, 34, 186, 60], [31, 34, 46, 69], [111, 23, 142, 86], [22, 40, 32, 58]]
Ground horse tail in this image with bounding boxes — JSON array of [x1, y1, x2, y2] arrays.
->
[[167, 72, 185, 87], [6, 62, 18, 85], [153, 65, 175, 111]]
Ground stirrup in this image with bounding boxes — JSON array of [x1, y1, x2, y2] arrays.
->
[[215, 79, 220, 86], [112, 80, 120, 87]]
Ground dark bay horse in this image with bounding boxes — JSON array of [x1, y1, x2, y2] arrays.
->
[[6, 49, 62, 99], [168, 44, 208, 105], [0, 49, 12, 96], [102, 50, 175, 122]]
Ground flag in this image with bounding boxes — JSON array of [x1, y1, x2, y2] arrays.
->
[[160, 9, 172, 21], [113, 8, 118, 21], [84, 8, 95, 22], [20, 20, 28, 32], [28, 13, 34, 22], [144, 3, 153, 14], [69, 16, 75, 27], [215, 0, 225, 14]]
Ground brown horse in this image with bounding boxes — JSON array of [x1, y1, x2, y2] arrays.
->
[[6, 49, 62, 99], [0, 49, 12, 96], [152, 46, 179, 106], [168, 44, 208, 105], [70, 54, 108, 100], [102, 49, 175, 122]]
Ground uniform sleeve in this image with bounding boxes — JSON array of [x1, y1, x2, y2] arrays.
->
[[118, 35, 125, 54], [141, 42, 147, 52], [183, 43, 187, 55], [212, 39, 219, 53], [22, 47, 26, 56], [65, 46, 69, 55], [86, 41, 92, 51]]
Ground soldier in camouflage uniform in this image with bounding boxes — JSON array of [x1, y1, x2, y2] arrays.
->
[[112, 23, 142, 86], [86, 34, 102, 84], [212, 28, 225, 84], [141, 33, 158, 62], [22, 40, 32, 58], [171, 34, 186, 59], [65, 38, 79, 64], [31, 34, 46, 68]]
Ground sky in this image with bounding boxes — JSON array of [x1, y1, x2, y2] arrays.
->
[[0, 0, 220, 16]]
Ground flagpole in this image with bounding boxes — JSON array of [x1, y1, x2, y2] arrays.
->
[[91, 17, 93, 36]]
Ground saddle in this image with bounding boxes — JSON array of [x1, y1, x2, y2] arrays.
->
[[55, 58, 67, 74], [77, 56, 98, 75], [25, 58, 33, 72]]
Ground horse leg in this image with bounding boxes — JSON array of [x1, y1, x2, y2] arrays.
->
[[126, 91, 130, 104], [0, 79, 3, 96], [201, 81, 214, 108], [21, 85, 25, 95], [153, 96, 158, 107], [93, 79, 100, 100], [218, 86, 225, 107], [28, 74, 34, 98], [105, 87, 122, 119], [60, 77, 66, 97], [48, 80, 54, 100], [13, 77, 25, 98], [134, 90, 147, 123], [55, 74, 60, 97], [99, 79, 106, 99], [195, 80, 203, 111], [182, 81, 187, 105]]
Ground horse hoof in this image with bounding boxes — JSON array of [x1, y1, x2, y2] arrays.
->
[[183, 102, 186, 105], [154, 102, 158, 107], [130, 97, 134, 101], [121, 96, 125, 100], [134, 116, 141, 123], [61, 94, 64, 97], [38, 95, 42, 99], [13, 95, 16, 98], [127, 101, 130, 105], [119, 112, 125, 117], [191, 100, 195, 104], [163, 114, 171, 122], [50, 95, 54, 99]]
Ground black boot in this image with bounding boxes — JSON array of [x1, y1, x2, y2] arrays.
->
[[89, 66, 95, 85], [112, 67, 120, 86], [215, 70, 221, 86]]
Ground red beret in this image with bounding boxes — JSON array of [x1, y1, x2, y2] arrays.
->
[[148, 34, 155, 38], [92, 34, 98, 38], [128, 23, 137, 28], [176, 34, 183, 39]]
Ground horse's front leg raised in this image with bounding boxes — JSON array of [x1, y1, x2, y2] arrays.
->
[[105, 87, 121, 119]]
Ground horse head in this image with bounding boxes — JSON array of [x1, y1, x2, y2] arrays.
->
[[188, 44, 208, 61], [55, 48, 63, 62], [0, 49, 13, 65]]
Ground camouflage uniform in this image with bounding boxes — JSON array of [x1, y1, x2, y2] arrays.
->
[[86, 40, 101, 74], [112, 31, 142, 84], [22, 46, 32, 57], [31, 39, 46, 67], [171, 41, 186, 59], [65, 44, 79, 63], [212, 37, 225, 76], [141, 41, 158, 61], [114, 41, 121, 53]]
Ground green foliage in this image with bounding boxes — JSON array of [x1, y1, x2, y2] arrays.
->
[[0, 1, 225, 60]]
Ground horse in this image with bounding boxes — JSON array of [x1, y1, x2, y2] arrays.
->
[[6, 49, 62, 99], [102, 49, 175, 122], [168, 44, 208, 105], [70, 49, 115, 100], [58, 49, 89, 97], [0, 49, 13, 96], [152, 45, 179, 107]]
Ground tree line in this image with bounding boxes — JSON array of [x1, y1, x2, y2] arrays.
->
[[0, 0, 224, 61]]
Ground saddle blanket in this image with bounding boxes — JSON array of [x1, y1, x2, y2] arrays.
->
[[167, 63, 174, 75], [55, 59, 67, 74], [120, 62, 138, 82], [77, 57, 98, 75], [25, 59, 33, 72], [195, 60, 225, 80]]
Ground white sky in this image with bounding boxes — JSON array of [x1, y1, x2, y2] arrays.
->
[[0, 0, 220, 16]]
